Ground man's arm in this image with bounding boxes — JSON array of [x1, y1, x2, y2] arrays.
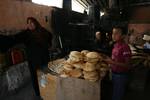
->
[[105, 45, 132, 68], [104, 58, 130, 68], [12, 30, 29, 43]]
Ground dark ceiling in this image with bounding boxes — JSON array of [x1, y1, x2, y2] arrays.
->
[[76, 0, 150, 9]]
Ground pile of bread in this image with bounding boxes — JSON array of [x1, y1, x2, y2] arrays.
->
[[60, 50, 109, 82]]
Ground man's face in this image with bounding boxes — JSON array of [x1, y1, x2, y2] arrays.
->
[[27, 20, 36, 30], [112, 28, 122, 42], [96, 32, 101, 40]]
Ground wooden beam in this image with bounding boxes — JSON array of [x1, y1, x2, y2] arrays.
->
[[101, 0, 107, 7], [85, 0, 92, 5], [90, 0, 94, 3], [81, 0, 89, 6], [76, 0, 88, 8], [97, 0, 104, 8], [105, 0, 109, 8], [87, 0, 93, 5], [129, 2, 150, 6], [98, 0, 105, 8]]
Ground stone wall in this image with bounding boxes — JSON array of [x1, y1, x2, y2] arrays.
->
[[0, 0, 54, 35], [128, 24, 150, 45], [128, 6, 150, 45]]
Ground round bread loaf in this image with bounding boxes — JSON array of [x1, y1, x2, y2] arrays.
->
[[73, 62, 85, 69], [81, 50, 90, 56], [83, 62, 96, 71], [69, 69, 82, 78], [63, 64, 74, 71], [86, 52, 100, 63], [83, 70, 98, 78], [84, 74, 99, 82], [69, 51, 83, 63]]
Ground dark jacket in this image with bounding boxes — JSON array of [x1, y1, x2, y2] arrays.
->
[[0, 35, 15, 52], [94, 39, 114, 56], [13, 28, 52, 67]]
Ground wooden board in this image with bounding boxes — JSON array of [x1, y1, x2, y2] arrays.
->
[[40, 74, 101, 100], [56, 77, 101, 100], [39, 74, 57, 100]]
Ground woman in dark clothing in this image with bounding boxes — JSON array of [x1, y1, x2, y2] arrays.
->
[[15, 17, 52, 68], [12, 17, 52, 99]]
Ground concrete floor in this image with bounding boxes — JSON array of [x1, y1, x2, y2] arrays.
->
[[1, 77, 150, 100], [2, 82, 37, 100], [101, 70, 150, 100], [101, 80, 150, 100], [1, 53, 149, 100], [124, 85, 150, 100]]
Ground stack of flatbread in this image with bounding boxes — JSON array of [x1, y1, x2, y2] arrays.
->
[[60, 50, 109, 82]]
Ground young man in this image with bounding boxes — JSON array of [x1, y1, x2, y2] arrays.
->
[[105, 26, 131, 100]]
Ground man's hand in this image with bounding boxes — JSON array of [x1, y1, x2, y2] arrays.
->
[[104, 58, 114, 64]]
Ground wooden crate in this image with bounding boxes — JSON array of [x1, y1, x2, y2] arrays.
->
[[41, 74, 101, 100]]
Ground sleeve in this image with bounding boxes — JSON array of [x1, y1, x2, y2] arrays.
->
[[13, 30, 29, 44], [48, 32, 53, 48], [0, 35, 15, 51], [42, 28, 53, 48]]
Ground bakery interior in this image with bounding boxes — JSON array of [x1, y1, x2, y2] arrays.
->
[[0, 0, 150, 100]]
